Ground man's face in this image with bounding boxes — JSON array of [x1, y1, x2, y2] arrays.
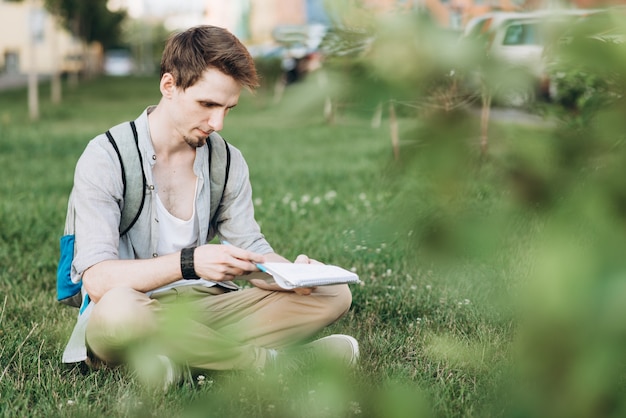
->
[[165, 68, 241, 148]]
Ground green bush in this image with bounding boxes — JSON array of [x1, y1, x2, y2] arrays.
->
[[544, 9, 626, 122], [253, 56, 282, 90]]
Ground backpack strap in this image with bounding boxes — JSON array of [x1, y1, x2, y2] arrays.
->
[[208, 132, 231, 227], [105, 121, 146, 236], [105, 123, 230, 236]]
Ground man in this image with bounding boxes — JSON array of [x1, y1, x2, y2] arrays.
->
[[61, 25, 358, 386]]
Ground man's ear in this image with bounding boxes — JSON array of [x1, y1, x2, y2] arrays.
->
[[160, 73, 176, 98]]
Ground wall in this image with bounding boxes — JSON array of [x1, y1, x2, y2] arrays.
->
[[0, 0, 86, 75]]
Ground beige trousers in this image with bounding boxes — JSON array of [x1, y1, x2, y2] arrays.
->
[[85, 284, 352, 371]]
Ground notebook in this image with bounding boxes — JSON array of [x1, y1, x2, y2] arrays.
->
[[256, 262, 360, 290]]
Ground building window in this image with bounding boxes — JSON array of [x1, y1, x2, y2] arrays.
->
[[4, 51, 20, 74]]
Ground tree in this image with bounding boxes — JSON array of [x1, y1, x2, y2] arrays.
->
[[44, 0, 126, 49]]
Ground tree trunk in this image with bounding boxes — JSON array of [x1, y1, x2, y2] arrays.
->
[[389, 101, 399, 161]]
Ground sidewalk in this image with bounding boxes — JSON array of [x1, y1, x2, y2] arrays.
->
[[469, 104, 556, 128], [0, 74, 29, 91]]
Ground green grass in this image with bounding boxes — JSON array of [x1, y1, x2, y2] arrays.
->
[[1, 75, 624, 417]]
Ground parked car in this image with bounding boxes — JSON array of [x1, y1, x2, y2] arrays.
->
[[103, 49, 134, 76], [463, 11, 535, 42], [461, 9, 601, 106]]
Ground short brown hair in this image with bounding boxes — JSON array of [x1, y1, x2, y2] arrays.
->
[[160, 25, 259, 91]]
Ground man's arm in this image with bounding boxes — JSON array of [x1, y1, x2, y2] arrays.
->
[[83, 244, 265, 303]]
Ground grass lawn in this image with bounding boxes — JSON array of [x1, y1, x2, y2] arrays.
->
[[0, 75, 623, 417]]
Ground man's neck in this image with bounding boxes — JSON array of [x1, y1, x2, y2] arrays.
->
[[147, 104, 192, 158]]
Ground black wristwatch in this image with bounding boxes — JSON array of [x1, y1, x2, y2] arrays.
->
[[180, 246, 200, 280]]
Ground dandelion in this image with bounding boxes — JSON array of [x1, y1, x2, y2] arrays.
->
[[66, 400, 75, 406], [324, 190, 337, 200], [350, 401, 362, 414], [253, 197, 263, 206], [290, 201, 298, 212], [281, 194, 292, 205], [358, 192, 367, 201], [312, 196, 321, 205], [301, 194, 311, 204], [426, 284, 432, 291], [464, 299, 471, 305], [350, 266, 357, 273]]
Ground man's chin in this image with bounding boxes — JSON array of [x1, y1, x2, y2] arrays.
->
[[184, 136, 207, 148]]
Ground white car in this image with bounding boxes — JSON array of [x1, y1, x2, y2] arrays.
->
[[104, 49, 134, 76], [463, 11, 536, 40], [467, 9, 600, 105]]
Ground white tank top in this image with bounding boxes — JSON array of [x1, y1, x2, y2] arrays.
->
[[155, 184, 199, 255], [151, 178, 214, 294]]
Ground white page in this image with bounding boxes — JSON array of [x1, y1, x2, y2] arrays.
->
[[259, 263, 360, 289]]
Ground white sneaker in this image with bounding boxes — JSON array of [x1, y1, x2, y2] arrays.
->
[[155, 355, 181, 392], [304, 334, 360, 367], [269, 334, 360, 371]]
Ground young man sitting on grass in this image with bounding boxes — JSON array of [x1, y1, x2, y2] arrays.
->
[[60, 25, 358, 389]]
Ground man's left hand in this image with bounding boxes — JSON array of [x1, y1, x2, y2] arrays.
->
[[248, 253, 320, 295]]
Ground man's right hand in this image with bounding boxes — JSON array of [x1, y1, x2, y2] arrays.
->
[[192, 244, 265, 282]]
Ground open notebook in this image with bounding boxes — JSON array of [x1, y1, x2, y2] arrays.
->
[[256, 263, 360, 290]]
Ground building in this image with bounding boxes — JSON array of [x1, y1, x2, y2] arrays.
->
[[0, 0, 91, 76]]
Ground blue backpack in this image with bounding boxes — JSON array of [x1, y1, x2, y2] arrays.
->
[[56, 121, 231, 310]]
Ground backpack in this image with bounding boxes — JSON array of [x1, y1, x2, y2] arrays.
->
[[56, 120, 231, 310]]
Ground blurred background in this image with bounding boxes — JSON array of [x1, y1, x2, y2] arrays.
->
[[1, 0, 623, 92], [2, 1, 626, 417]]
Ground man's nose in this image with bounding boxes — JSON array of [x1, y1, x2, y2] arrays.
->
[[207, 109, 226, 132]]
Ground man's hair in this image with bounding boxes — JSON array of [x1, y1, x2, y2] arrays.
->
[[160, 25, 259, 91]]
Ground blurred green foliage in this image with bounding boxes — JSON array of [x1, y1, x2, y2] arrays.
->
[[320, 3, 626, 417], [44, 0, 126, 49], [544, 9, 626, 124]]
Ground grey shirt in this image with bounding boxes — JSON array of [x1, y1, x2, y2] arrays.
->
[[62, 107, 272, 363]]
